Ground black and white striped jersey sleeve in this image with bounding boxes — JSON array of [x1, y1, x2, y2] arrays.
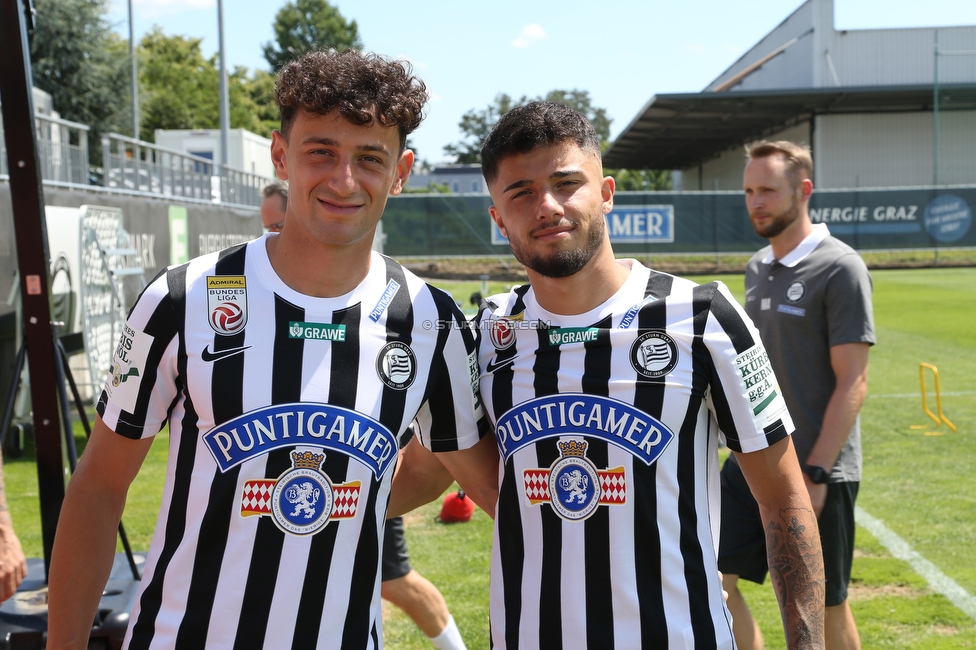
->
[[412, 283, 489, 452], [97, 263, 184, 440], [700, 280, 794, 453]]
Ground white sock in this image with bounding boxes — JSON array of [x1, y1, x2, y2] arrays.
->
[[429, 615, 466, 650]]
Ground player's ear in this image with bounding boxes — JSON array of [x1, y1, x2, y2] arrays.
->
[[488, 205, 508, 238], [799, 178, 813, 201], [390, 149, 414, 197], [270, 130, 289, 181], [601, 175, 615, 214]]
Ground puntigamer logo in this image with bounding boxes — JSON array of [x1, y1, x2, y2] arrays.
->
[[288, 322, 346, 341]]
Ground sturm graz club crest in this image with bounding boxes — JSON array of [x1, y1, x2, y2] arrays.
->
[[523, 439, 626, 521], [376, 341, 417, 389], [630, 330, 678, 379], [786, 281, 805, 302], [239, 450, 361, 536]]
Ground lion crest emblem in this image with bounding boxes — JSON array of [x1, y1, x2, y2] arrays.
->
[[286, 481, 321, 519], [558, 469, 590, 504], [546, 440, 602, 521], [270, 451, 334, 535]]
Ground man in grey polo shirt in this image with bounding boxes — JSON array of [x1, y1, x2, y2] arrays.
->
[[719, 140, 875, 650]]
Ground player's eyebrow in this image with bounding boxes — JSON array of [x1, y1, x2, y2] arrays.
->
[[502, 179, 532, 194], [551, 169, 583, 179], [501, 169, 583, 194], [301, 137, 391, 155]]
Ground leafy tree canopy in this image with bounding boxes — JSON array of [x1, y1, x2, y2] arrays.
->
[[446, 89, 670, 189], [609, 168, 672, 192], [444, 89, 611, 165], [138, 29, 273, 141], [29, 0, 131, 159], [263, 0, 363, 71]]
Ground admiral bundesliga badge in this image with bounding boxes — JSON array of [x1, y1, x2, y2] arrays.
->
[[524, 440, 626, 521], [240, 451, 361, 535]]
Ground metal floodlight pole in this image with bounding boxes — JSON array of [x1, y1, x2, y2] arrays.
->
[[217, 0, 230, 168], [0, 0, 68, 577], [933, 30, 940, 187], [128, 0, 139, 140]]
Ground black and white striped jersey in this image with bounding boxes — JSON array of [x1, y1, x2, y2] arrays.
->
[[97, 236, 487, 650], [475, 260, 794, 650]]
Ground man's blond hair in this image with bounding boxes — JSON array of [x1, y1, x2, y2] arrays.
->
[[746, 140, 813, 188]]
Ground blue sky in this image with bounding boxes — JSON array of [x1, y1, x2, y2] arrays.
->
[[106, 0, 976, 165]]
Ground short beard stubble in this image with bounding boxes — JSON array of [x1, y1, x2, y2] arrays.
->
[[510, 214, 606, 279]]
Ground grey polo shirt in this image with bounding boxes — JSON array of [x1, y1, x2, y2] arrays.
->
[[743, 224, 875, 482]]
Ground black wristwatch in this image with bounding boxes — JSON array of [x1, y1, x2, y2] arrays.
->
[[803, 464, 829, 484]]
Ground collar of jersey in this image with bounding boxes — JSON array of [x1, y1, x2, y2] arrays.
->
[[762, 223, 830, 267], [524, 259, 649, 328], [250, 235, 385, 308]]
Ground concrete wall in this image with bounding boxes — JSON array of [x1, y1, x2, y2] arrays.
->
[[815, 111, 976, 188]]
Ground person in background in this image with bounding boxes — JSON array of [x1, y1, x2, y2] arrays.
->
[[260, 180, 287, 232], [720, 140, 874, 650], [0, 454, 26, 602], [382, 516, 467, 650]]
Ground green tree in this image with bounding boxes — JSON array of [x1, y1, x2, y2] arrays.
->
[[443, 93, 518, 164], [446, 89, 670, 189], [138, 29, 218, 139], [242, 69, 279, 137], [138, 30, 267, 142], [29, 0, 130, 162], [262, 0, 363, 71], [444, 89, 610, 164], [610, 168, 672, 191], [541, 89, 611, 143]]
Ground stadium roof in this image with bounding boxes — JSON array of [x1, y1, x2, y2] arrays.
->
[[603, 84, 976, 170]]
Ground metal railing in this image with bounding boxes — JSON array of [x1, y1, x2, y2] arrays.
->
[[101, 132, 269, 206], [0, 112, 90, 185]]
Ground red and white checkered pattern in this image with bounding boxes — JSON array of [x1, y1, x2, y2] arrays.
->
[[523, 469, 550, 504], [331, 481, 361, 519], [599, 467, 626, 504], [522, 467, 627, 506], [241, 480, 276, 516], [240, 479, 362, 519]]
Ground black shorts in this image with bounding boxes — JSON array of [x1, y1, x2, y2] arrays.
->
[[382, 516, 412, 582], [717, 457, 858, 607]]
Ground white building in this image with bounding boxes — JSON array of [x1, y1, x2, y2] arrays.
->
[[604, 0, 976, 190], [154, 128, 275, 178]]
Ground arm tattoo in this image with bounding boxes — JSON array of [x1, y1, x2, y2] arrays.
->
[[766, 507, 825, 649]]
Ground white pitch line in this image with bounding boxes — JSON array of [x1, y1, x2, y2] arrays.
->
[[856, 506, 976, 622]]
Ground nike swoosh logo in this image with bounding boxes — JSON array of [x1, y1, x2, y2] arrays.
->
[[485, 357, 516, 374], [201, 345, 251, 362], [745, 286, 757, 295]]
